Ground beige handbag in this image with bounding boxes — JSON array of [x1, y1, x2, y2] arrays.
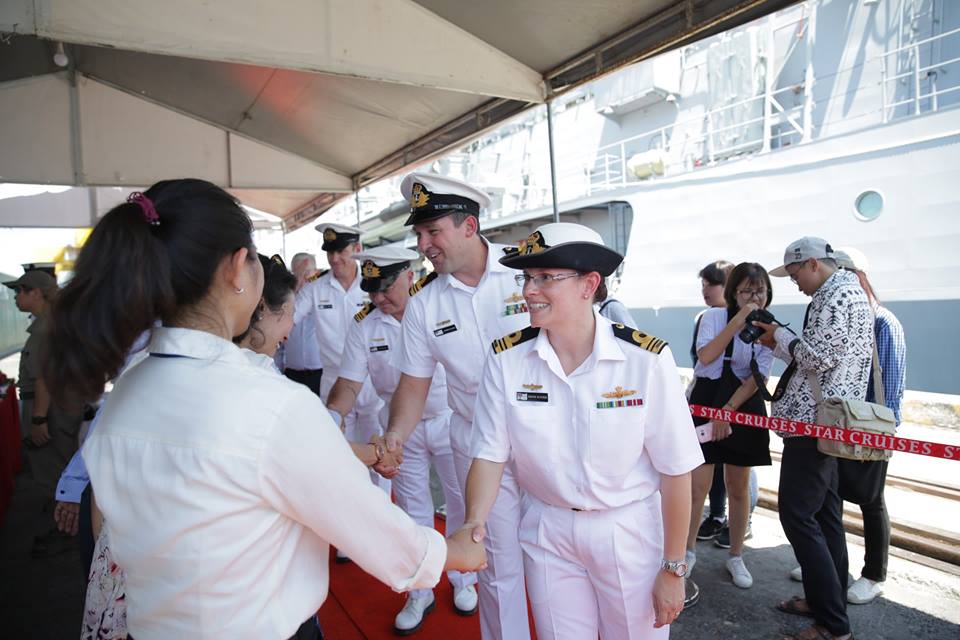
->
[[806, 337, 896, 461]]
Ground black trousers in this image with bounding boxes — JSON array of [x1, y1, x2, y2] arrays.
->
[[129, 615, 322, 640], [779, 437, 850, 636], [284, 368, 323, 397], [838, 458, 890, 582], [79, 484, 95, 579]]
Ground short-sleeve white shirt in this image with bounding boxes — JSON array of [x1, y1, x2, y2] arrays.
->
[[283, 312, 324, 370], [470, 313, 704, 511], [395, 238, 530, 454], [294, 269, 370, 375], [693, 307, 774, 380], [82, 328, 444, 640], [340, 308, 450, 420]]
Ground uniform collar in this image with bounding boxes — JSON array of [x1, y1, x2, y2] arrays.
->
[[329, 266, 361, 295], [531, 311, 625, 377], [373, 307, 402, 328], [439, 235, 512, 293], [149, 327, 250, 366]]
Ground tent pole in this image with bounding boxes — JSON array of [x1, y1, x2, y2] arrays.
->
[[546, 99, 560, 223]]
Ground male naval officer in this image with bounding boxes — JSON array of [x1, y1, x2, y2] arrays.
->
[[280, 252, 324, 395], [293, 223, 384, 483], [326, 246, 476, 634], [377, 173, 531, 640]]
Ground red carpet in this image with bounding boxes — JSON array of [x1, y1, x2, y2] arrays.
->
[[320, 553, 482, 639], [319, 516, 483, 639]]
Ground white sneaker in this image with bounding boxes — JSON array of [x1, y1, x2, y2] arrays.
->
[[685, 549, 697, 575], [847, 576, 883, 604], [453, 584, 478, 615], [394, 591, 436, 635], [790, 565, 803, 582], [726, 555, 753, 589]]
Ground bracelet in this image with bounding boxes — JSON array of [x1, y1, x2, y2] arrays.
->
[[371, 442, 385, 463]]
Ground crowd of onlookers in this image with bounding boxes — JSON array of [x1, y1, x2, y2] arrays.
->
[[2, 173, 906, 640]]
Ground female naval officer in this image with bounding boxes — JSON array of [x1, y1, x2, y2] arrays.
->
[[460, 222, 703, 639]]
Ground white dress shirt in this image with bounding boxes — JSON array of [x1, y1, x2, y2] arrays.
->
[[395, 238, 530, 454], [340, 307, 449, 424], [470, 313, 704, 511], [294, 269, 370, 375], [283, 312, 324, 370], [82, 327, 445, 640], [693, 307, 774, 380]]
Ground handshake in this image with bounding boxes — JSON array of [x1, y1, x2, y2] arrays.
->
[[368, 432, 404, 479], [445, 522, 489, 572]]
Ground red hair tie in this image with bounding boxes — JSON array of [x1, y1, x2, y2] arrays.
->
[[128, 192, 160, 226]]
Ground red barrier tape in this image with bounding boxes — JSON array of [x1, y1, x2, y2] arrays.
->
[[689, 404, 960, 461]]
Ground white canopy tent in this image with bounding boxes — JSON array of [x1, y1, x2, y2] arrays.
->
[[0, 0, 792, 229]]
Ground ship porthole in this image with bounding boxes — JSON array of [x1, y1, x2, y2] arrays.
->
[[853, 190, 884, 221]]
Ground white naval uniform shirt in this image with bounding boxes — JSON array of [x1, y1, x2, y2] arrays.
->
[[283, 311, 324, 370], [82, 328, 445, 640], [294, 269, 370, 376], [395, 238, 530, 454], [470, 313, 705, 510], [340, 307, 450, 424]]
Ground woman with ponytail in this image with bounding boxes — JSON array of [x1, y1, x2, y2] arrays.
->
[[45, 179, 486, 640]]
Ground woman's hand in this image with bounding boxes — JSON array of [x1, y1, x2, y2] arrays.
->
[[445, 525, 488, 572], [731, 302, 759, 329], [652, 572, 685, 628], [712, 418, 732, 441]]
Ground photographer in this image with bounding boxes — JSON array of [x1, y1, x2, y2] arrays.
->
[[755, 237, 871, 640], [685, 263, 774, 590]]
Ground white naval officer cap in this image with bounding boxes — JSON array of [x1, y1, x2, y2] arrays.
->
[[355, 245, 420, 293], [314, 222, 362, 251], [500, 222, 623, 277], [400, 172, 492, 226]]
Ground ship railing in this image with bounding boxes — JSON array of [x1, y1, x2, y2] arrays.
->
[[579, 84, 805, 195], [580, 23, 960, 198]]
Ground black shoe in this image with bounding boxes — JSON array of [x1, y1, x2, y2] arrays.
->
[[683, 578, 700, 609], [696, 517, 725, 541], [714, 522, 752, 549]]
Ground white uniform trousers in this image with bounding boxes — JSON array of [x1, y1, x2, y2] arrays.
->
[[323, 372, 390, 494], [452, 422, 531, 640], [392, 410, 477, 599], [519, 493, 668, 640]]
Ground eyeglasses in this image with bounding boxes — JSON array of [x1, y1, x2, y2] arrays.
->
[[736, 288, 767, 299], [514, 272, 582, 287], [785, 261, 807, 282]]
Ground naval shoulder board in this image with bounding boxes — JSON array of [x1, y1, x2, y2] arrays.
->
[[611, 323, 667, 355], [353, 302, 376, 323], [409, 271, 438, 296], [491, 326, 540, 355]]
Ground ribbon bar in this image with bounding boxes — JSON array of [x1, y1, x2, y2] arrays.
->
[[689, 404, 960, 462]]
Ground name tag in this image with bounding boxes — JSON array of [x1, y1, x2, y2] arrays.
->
[[434, 324, 458, 337], [318, 304, 334, 310], [516, 391, 548, 402], [369, 345, 389, 352]]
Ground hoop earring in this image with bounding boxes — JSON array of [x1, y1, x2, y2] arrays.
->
[[235, 287, 245, 294]]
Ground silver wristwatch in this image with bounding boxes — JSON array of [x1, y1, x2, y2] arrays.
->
[[661, 559, 688, 577]]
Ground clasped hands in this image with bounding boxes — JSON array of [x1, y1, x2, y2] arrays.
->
[[445, 521, 488, 572], [369, 431, 403, 478]]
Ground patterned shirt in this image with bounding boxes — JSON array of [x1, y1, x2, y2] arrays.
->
[[771, 269, 874, 433], [869, 305, 906, 425]]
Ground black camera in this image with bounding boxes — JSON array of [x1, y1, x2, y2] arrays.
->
[[739, 308, 777, 344]]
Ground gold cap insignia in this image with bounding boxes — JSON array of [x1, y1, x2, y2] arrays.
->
[[602, 385, 636, 399], [361, 261, 381, 278], [410, 183, 430, 209], [323, 229, 337, 242], [504, 292, 524, 303], [522, 383, 543, 391], [518, 230, 546, 256]]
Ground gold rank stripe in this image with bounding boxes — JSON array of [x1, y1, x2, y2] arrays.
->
[[491, 326, 539, 354], [353, 302, 376, 322], [409, 271, 438, 296], [611, 323, 667, 354]]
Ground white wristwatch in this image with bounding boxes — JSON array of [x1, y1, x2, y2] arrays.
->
[[661, 559, 688, 578]]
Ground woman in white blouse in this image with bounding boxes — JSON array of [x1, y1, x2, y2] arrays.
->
[[685, 262, 775, 590], [42, 179, 485, 640]]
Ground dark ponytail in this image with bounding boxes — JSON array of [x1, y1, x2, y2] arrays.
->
[[44, 179, 254, 407]]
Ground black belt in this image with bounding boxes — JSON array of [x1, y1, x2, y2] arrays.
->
[[286, 368, 322, 373]]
